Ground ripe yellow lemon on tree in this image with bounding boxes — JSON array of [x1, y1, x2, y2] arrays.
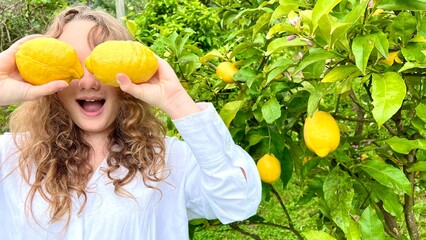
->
[[15, 38, 84, 85], [216, 62, 238, 83], [303, 111, 340, 157], [256, 154, 281, 184], [85, 40, 158, 87]]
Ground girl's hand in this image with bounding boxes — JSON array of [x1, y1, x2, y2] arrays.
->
[[0, 35, 69, 106], [117, 57, 200, 119]]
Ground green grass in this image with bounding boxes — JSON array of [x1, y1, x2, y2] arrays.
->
[[192, 176, 319, 240]]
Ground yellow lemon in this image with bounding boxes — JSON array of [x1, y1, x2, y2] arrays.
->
[[216, 62, 238, 83], [257, 154, 281, 184], [15, 38, 84, 85], [85, 40, 158, 87], [304, 111, 340, 157], [380, 51, 403, 66]]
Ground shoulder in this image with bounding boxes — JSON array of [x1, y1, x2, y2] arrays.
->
[[0, 132, 14, 150]]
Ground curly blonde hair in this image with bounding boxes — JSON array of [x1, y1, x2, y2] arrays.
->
[[9, 5, 166, 226]]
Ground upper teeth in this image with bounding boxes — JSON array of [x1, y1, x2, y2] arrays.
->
[[86, 100, 96, 102]]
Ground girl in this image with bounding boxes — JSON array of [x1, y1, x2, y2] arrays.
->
[[0, 5, 261, 240]]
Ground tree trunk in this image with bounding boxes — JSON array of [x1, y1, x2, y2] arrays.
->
[[115, 0, 125, 23]]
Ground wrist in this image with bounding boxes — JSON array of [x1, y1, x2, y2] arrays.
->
[[162, 92, 201, 120]]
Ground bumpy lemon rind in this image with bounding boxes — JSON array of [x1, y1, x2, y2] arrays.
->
[[15, 38, 83, 85], [85, 41, 158, 87]]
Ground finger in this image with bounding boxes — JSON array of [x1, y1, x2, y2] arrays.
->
[[155, 57, 179, 81], [116, 73, 141, 98], [26, 80, 69, 100]]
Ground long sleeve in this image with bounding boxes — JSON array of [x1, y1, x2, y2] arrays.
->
[[172, 102, 262, 224]]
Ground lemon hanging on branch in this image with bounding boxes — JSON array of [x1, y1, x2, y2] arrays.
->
[[85, 40, 158, 87], [15, 38, 84, 85], [303, 111, 340, 157], [216, 62, 238, 83], [256, 154, 281, 184]]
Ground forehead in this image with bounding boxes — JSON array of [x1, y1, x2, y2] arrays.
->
[[57, 20, 96, 47]]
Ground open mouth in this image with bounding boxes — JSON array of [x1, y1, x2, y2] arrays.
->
[[77, 99, 106, 113]]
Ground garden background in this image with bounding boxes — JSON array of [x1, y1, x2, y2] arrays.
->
[[1, 0, 426, 239]]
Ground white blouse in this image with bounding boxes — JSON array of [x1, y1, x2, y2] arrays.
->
[[0, 103, 262, 240]]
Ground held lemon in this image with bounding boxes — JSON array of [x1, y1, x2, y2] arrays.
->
[[15, 38, 84, 85], [216, 62, 238, 83], [84, 40, 158, 87], [257, 154, 281, 184], [303, 111, 340, 157]]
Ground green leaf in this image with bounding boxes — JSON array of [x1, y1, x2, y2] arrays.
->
[[323, 166, 354, 234], [219, 100, 244, 128], [345, 219, 361, 240], [352, 34, 375, 74], [398, 61, 426, 72], [124, 19, 137, 37], [322, 65, 361, 83], [200, 50, 224, 63], [412, 118, 426, 137], [270, 4, 298, 23], [306, 82, 335, 117], [377, 0, 426, 11], [266, 23, 298, 39], [371, 183, 403, 217], [293, 48, 337, 75], [330, 22, 352, 47], [385, 136, 426, 154], [311, 0, 342, 33], [266, 66, 286, 84], [416, 103, 426, 122], [343, 0, 369, 24], [279, 0, 310, 8], [266, 58, 293, 84], [371, 72, 406, 127], [413, 201, 426, 215], [302, 230, 336, 240], [248, 134, 268, 147], [229, 42, 256, 60], [359, 206, 386, 240], [407, 161, 426, 172], [253, 12, 272, 39], [401, 43, 426, 63], [233, 67, 257, 87], [359, 160, 411, 195], [390, 12, 417, 46], [373, 32, 389, 59], [280, 147, 293, 189], [266, 37, 308, 55], [261, 97, 281, 124]]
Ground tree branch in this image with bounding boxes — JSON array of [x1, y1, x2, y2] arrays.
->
[[403, 149, 420, 240], [229, 223, 262, 240], [270, 184, 304, 240], [377, 201, 401, 239], [349, 89, 365, 137]]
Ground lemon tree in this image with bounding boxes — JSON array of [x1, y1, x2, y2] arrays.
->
[[132, 0, 426, 239]]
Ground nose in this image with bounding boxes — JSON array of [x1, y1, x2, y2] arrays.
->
[[78, 68, 100, 90]]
